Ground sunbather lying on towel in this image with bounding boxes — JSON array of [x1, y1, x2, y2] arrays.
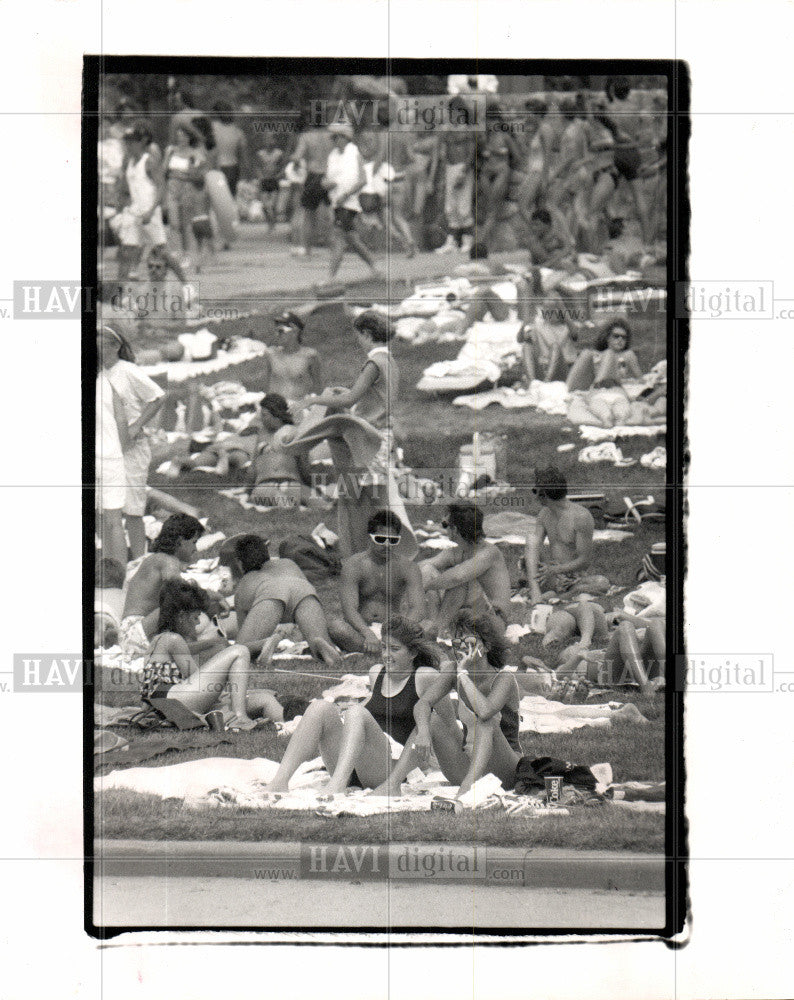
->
[[139, 578, 282, 731], [328, 509, 425, 653], [421, 502, 512, 633], [120, 514, 227, 660], [218, 533, 341, 668], [541, 600, 610, 648], [265, 616, 456, 795], [554, 616, 665, 695], [523, 466, 610, 602]]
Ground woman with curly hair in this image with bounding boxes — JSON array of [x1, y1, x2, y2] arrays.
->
[[264, 616, 454, 795], [415, 608, 523, 798]]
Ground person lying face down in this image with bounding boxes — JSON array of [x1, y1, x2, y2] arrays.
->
[[218, 533, 341, 669], [264, 615, 454, 796], [523, 466, 610, 603], [420, 502, 512, 633], [328, 508, 426, 654]]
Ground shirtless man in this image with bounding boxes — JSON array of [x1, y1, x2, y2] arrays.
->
[[119, 514, 225, 659], [328, 510, 425, 654], [255, 311, 322, 402], [421, 503, 512, 633], [524, 466, 610, 603], [289, 122, 333, 257], [218, 533, 341, 668]]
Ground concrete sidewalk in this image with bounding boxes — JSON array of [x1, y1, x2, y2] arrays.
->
[[95, 839, 668, 892], [99, 222, 529, 311]]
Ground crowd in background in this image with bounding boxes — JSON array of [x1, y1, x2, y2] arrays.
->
[[98, 76, 667, 285]]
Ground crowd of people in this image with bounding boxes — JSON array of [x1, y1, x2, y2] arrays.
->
[[98, 77, 667, 288], [95, 75, 666, 803]]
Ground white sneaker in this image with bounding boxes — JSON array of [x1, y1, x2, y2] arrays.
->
[[434, 237, 457, 254]]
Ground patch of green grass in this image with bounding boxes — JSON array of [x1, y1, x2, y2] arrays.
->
[[96, 788, 663, 851]]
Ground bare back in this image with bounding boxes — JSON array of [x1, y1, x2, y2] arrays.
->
[[122, 553, 183, 619]]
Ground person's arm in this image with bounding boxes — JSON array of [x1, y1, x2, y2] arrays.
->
[[306, 350, 323, 395], [623, 350, 643, 380], [110, 385, 131, 451], [593, 349, 620, 386], [141, 155, 166, 222], [128, 397, 164, 440], [257, 350, 273, 392], [424, 547, 459, 572], [424, 546, 497, 592], [410, 661, 457, 763], [310, 360, 379, 410], [338, 561, 378, 653], [457, 668, 515, 722], [524, 517, 547, 604], [549, 512, 594, 576], [400, 561, 426, 622], [169, 634, 199, 679]]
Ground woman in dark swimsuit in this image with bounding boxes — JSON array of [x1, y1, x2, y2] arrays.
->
[[265, 616, 449, 795], [421, 608, 523, 798]]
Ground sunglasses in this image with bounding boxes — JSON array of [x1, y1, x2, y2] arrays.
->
[[370, 533, 400, 546]]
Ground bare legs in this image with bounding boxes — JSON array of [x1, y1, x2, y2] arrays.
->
[[294, 596, 342, 668], [99, 507, 127, 568], [265, 700, 392, 793], [327, 225, 379, 282], [124, 515, 147, 561], [169, 643, 254, 723]]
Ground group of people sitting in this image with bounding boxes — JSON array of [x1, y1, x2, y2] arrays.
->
[[96, 454, 664, 798]]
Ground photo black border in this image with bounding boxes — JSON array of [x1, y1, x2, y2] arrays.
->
[[83, 55, 689, 942]]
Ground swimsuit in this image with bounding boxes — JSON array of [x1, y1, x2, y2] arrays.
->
[[120, 615, 150, 660], [349, 665, 422, 787], [139, 636, 184, 700]]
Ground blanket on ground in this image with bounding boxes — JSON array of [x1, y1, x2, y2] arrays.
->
[[140, 337, 266, 384], [416, 319, 523, 394]]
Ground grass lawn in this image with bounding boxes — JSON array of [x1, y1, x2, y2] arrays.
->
[[95, 286, 667, 851]]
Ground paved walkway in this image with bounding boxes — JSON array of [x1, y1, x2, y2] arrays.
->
[[99, 222, 528, 312], [93, 874, 665, 930]]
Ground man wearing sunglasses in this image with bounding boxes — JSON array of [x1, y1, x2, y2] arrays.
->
[[328, 510, 425, 654]]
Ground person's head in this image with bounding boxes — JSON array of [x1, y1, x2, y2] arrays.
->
[[96, 556, 126, 590], [443, 503, 483, 547], [272, 310, 304, 347], [174, 85, 194, 110], [259, 393, 293, 431], [97, 324, 135, 366], [381, 615, 440, 673], [367, 509, 403, 558], [212, 100, 234, 125], [191, 115, 215, 151], [469, 241, 489, 261], [174, 124, 195, 147], [156, 578, 208, 639], [596, 318, 632, 352], [150, 514, 204, 564], [124, 121, 152, 157], [524, 98, 547, 120], [328, 120, 354, 147], [219, 533, 270, 580], [560, 97, 579, 122], [608, 76, 631, 102], [530, 207, 552, 235], [280, 695, 311, 722], [449, 608, 507, 670], [533, 466, 568, 504], [353, 309, 393, 348]]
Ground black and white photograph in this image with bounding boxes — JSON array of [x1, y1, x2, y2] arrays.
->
[[4, 0, 794, 996], [89, 59, 684, 934]]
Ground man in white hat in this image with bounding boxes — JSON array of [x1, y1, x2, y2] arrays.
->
[[323, 121, 382, 282]]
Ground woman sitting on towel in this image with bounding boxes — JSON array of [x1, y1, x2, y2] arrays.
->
[[265, 616, 455, 796], [565, 319, 643, 392], [406, 609, 524, 799], [140, 578, 283, 731]]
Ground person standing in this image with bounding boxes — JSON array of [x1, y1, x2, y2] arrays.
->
[[289, 118, 333, 258], [99, 325, 165, 560], [211, 100, 249, 197], [323, 122, 381, 282], [96, 367, 130, 570]]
